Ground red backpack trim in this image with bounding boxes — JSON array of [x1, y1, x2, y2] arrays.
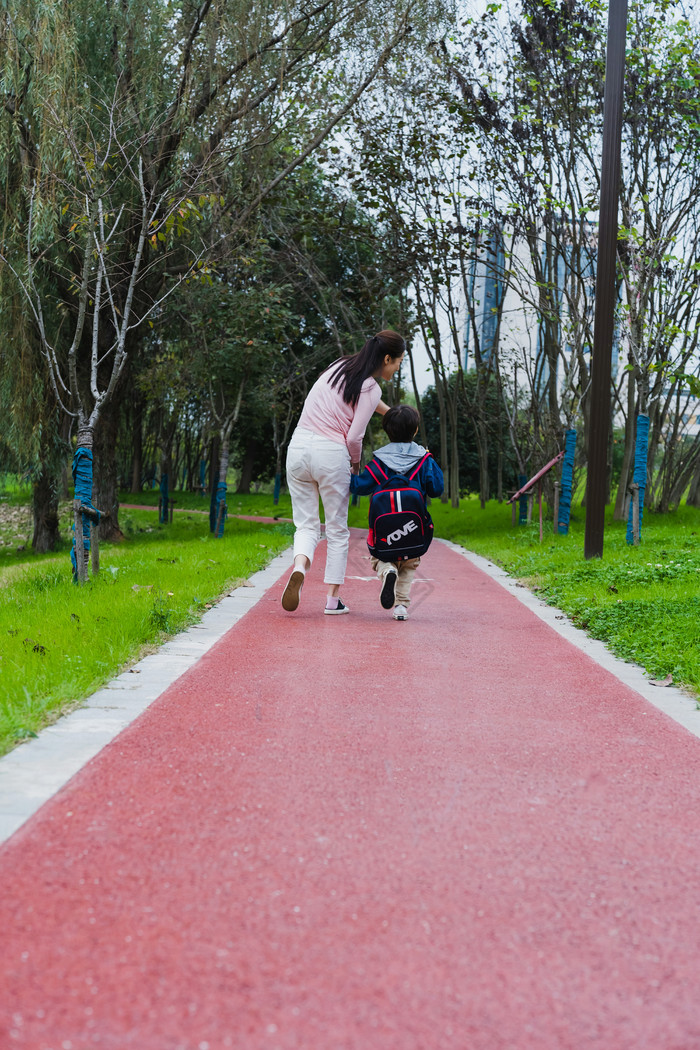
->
[[365, 459, 388, 485], [408, 452, 431, 481]]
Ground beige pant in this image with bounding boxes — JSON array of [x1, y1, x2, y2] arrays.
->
[[371, 557, 420, 607]]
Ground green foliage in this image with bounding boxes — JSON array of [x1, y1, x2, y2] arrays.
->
[[420, 374, 518, 495], [124, 160, 412, 492]]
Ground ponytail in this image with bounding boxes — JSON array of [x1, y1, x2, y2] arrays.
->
[[327, 330, 406, 406]]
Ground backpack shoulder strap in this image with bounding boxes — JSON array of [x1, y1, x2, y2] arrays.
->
[[408, 452, 432, 481], [365, 457, 389, 485]]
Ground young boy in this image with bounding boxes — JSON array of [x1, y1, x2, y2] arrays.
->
[[350, 404, 444, 620]]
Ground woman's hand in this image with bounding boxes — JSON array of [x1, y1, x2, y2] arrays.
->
[[351, 462, 360, 475]]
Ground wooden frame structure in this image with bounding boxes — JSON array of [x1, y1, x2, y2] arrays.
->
[[508, 452, 565, 543]]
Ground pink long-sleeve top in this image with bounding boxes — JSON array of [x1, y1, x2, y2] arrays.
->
[[296, 367, 381, 464]]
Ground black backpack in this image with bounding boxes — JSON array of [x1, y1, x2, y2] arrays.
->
[[365, 453, 434, 561]]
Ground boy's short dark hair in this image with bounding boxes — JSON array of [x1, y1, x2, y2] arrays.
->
[[382, 404, 420, 443]]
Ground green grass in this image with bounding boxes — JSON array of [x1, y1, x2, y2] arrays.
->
[[120, 487, 293, 518], [0, 504, 292, 755], [398, 496, 700, 700], [0, 473, 33, 506]]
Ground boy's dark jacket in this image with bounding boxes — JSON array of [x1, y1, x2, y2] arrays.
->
[[350, 441, 444, 499]]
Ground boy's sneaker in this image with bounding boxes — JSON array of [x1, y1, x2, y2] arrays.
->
[[380, 569, 397, 609], [281, 569, 304, 612], [325, 598, 350, 615], [393, 604, 409, 621]]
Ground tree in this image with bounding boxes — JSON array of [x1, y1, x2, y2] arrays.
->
[[421, 372, 517, 497], [616, 1, 700, 513], [0, 0, 422, 570]]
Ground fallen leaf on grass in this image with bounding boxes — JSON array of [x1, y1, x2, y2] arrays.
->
[[128, 668, 141, 674], [649, 673, 674, 687], [131, 584, 153, 592]]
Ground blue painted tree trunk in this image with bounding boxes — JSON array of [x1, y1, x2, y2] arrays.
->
[[71, 444, 100, 582], [518, 474, 528, 525], [214, 480, 227, 537], [558, 429, 577, 534], [627, 414, 650, 544], [159, 473, 169, 524], [273, 472, 282, 505], [209, 483, 218, 533]]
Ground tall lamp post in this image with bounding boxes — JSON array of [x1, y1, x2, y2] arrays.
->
[[584, 0, 628, 560]]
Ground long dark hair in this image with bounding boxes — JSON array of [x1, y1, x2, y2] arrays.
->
[[326, 330, 406, 406]]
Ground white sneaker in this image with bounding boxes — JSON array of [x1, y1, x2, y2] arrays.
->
[[393, 604, 408, 621]]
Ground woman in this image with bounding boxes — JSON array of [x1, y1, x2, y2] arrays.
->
[[282, 330, 406, 615]]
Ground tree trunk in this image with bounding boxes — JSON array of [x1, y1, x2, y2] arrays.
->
[[59, 414, 72, 500], [236, 438, 259, 494], [686, 456, 700, 506], [407, 350, 428, 448], [450, 423, 460, 509], [213, 432, 230, 537], [613, 368, 636, 519], [666, 444, 700, 511], [32, 460, 61, 553], [130, 395, 143, 493], [475, 418, 490, 509], [160, 447, 172, 488], [31, 411, 65, 553], [435, 379, 450, 504], [71, 423, 96, 581], [208, 435, 220, 495], [94, 400, 125, 542], [605, 410, 614, 506]]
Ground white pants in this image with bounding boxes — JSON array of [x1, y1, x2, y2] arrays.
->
[[286, 428, 351, 585]]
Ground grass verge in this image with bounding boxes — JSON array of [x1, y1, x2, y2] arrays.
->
[[0, 506, 292, 755], [119, 488, 294, 518]]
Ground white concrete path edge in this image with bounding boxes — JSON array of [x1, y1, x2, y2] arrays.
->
[[1, 539, 699, 847]]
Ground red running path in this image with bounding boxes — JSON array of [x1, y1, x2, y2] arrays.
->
[[2, 531, 700, 1049]]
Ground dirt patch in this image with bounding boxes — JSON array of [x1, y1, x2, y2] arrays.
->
[[0, 501, 32, 549], [0, 500, 74, 562]]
